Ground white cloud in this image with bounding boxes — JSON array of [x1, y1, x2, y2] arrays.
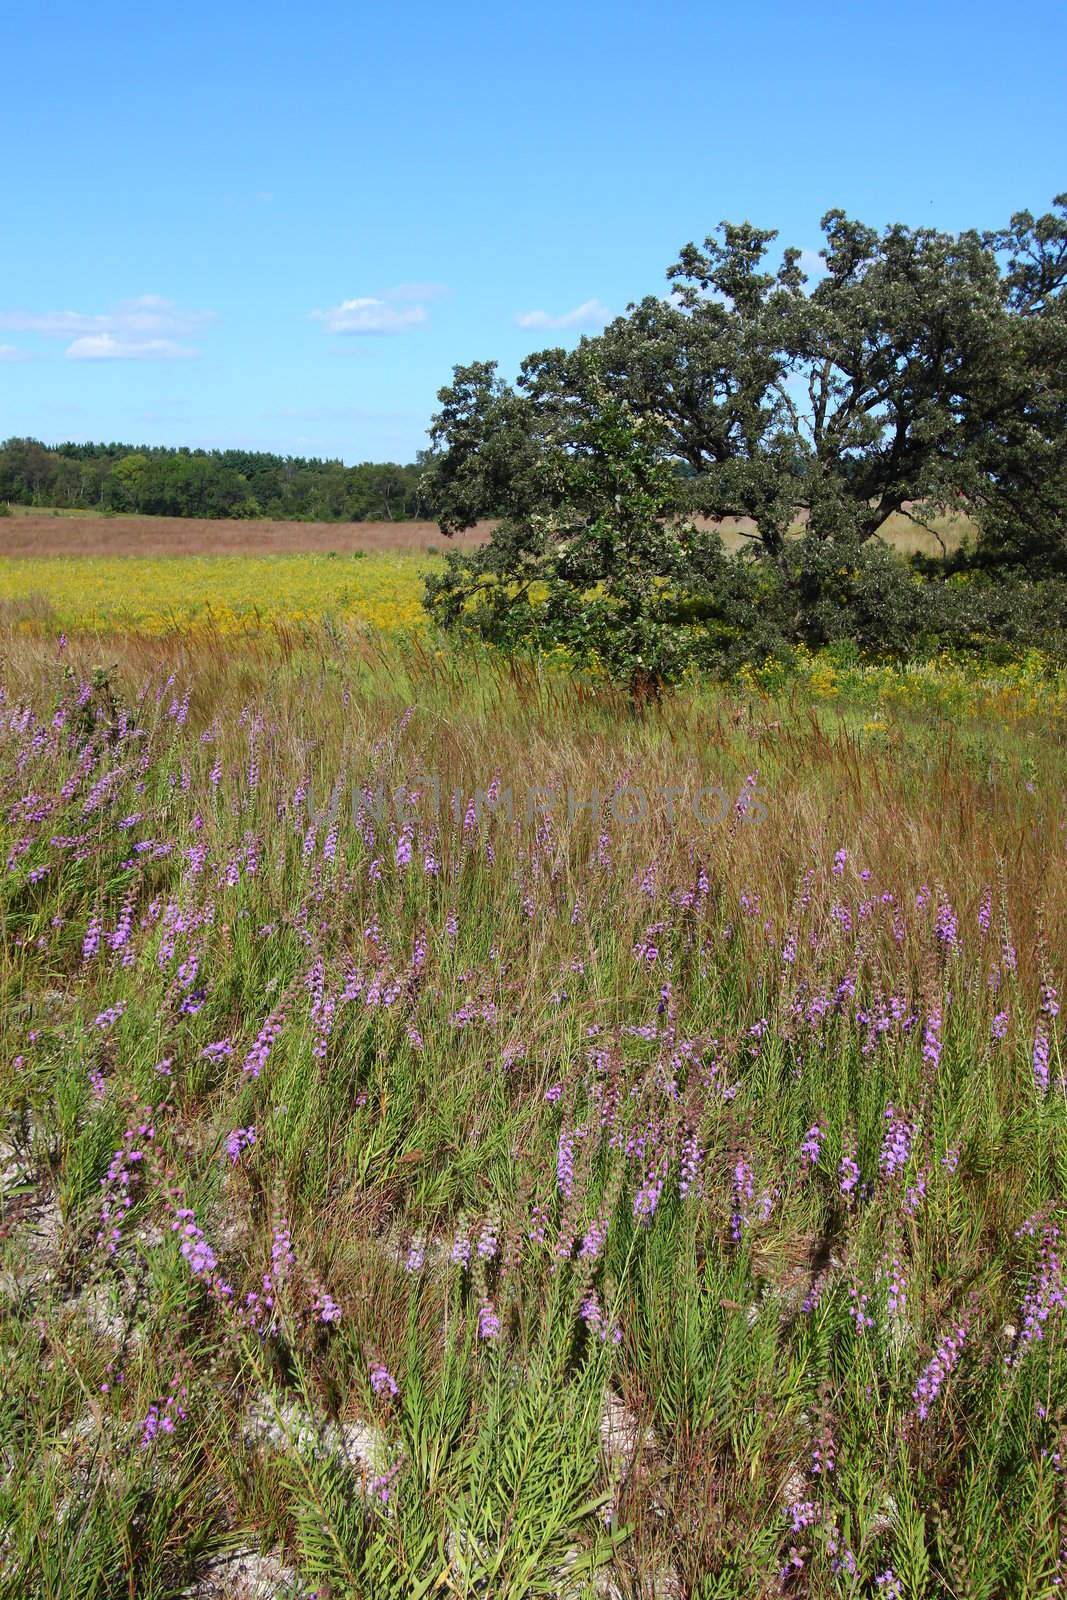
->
[[0, 343, 30, 362], [0, 295, 214, 359], [514, 298, 612, 332], [65, 334, 197, 362], [311, 282, 444, 337]]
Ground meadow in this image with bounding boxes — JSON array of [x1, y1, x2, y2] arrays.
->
[[0, 508, 494, 559], [2, 506, 970, 551], [0, 507, 969, 633], [0, 552, 431, 636], [0, 599, 1063, 1598]]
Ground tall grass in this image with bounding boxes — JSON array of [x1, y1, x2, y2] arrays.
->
[[0, 624, 1063, 1598]]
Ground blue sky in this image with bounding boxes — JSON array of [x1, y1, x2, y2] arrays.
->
[[2, 0, 1064, 464]]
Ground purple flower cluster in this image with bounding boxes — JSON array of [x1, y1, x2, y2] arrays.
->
[[731, 1156, 755, 1241], [242, 1001, 287, 1079], [1009, 1219, 1066, 1363], [173, 1207, 218, 1277], [838, 1149, 860, 1198], [884, 1253, 908, 1320], [97, 1121, 154, 1255], [579, 1291, 621, 1344], [786, 1500, 819, 1533], [921, 1006, 943, 1071], [913, 1316, 968, 1421], [312, 1286, 342, 1323], [879, 1103, 914, 1180], [224, 1125, 256, 1163], [849, 1283, 874, 1333], [557, 1128, 577, 1198], [580, 1215, 610, 1260], [811, 1424, 836, 1475], [678, 1131, 703, 1198], [271, 1219, 295, 1278], [633, 1169, 665, 1223], [93, 1001, 127, 1031], [478, 1302, 501, 1340], [799, 1123, 823, 1171], [140, 1376, 188, 1448], [369, 1361, 398, 1398]]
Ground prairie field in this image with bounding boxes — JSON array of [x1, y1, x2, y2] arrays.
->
[[0, 614, 1064, 1599], [0, 506, 970, 641], [0, 508, 494, 559], [0, 552, 432, 635], [0, 507, 967, 560]]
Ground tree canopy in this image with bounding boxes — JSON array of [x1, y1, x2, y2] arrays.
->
[[421, 195, 1067, 692], [424, 195, 1067, 570], [0, 439, 431, 523]]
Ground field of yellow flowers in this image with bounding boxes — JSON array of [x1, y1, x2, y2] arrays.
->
[[0, 553, 431, 636]]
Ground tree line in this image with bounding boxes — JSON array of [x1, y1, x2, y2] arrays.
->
[[0, 438, 431, 522], [422, 194, 1067, 690]]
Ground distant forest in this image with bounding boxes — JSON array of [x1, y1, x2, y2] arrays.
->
[[0, 437, 430, 521]]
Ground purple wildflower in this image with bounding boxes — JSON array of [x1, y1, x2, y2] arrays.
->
[[849, 1283, 874, 1332], [678, 1131, 703, 1198], [1009, 1219, 1066, 1363], [82, 913, 102, 961], [140, 1378, 188, 1449], [224, 1125, 256, 1163], [173, 1208, 218, 1277], [478, 1302, 501, 1341], [580, 1215, 609, 1260], [884, 1253, 908, 1320], [913, 1317, 968, 1421], [786, 1500, 819, 1534], [879, 1103, 914, 1180], [369, 1361, 398, 1398], [271, 1219, 295, 1278], [922, 1006, 943, 1071], [838, 1149, 860, 1198], [799, 1123, 823, 1171], [579, 1291, 621, 1344], [557, 1128, 577, 1198], [978, 888, 992, 933], [313, 1288, 342, 1324], [633, 1170, 665, 1223]]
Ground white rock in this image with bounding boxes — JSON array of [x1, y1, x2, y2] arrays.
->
[[241, 1393, 383, 1479], [184, 1547, 309, 1599], [599, 1390, 655, 1472]]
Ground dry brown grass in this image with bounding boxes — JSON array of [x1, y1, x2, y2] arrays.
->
[[0, 511, 492, 558], [1, 506, 973, 560]]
